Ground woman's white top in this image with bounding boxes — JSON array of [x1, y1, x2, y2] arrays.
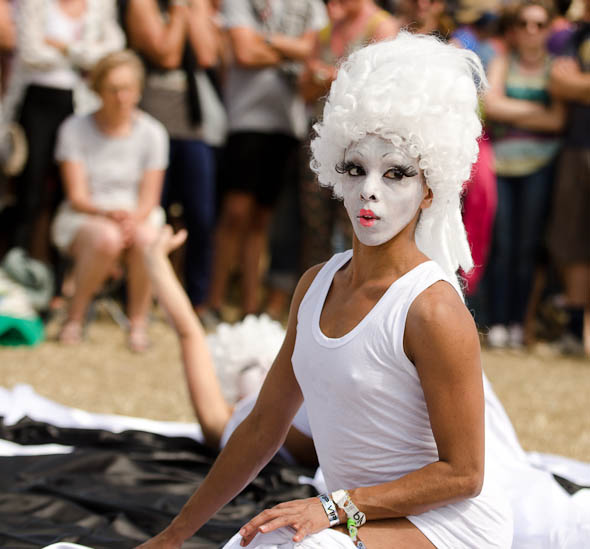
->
[[29, 0, 84, 89], [51, 110, 169, 251], [3, 0, 125, 119], [292, 250, 513, 548]]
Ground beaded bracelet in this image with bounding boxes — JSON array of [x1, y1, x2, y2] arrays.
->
[[317, 493, 340, 527]]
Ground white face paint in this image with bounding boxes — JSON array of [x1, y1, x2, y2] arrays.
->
[[339, 134, 426, 247]]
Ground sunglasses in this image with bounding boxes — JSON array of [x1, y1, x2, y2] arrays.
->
[[516, 18, 549, 30]]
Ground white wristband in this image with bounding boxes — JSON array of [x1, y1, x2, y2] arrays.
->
[[318, 493, 340, 527], [332, 489, 366, 527]]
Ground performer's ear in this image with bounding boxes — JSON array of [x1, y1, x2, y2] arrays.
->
[[421, 184, 433, 210]]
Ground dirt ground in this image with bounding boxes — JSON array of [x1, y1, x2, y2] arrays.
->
[[1, 309, 589, 462]]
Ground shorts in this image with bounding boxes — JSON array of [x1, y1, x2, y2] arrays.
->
[[547, 148, 590, 265], [51, 201, 165, 253], [219, 131, 300, 208]]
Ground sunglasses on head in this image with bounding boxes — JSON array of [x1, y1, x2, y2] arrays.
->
[[516, 18, 549, 30]]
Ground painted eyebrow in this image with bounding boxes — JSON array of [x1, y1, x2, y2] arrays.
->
[[381, 150, 410, 159]]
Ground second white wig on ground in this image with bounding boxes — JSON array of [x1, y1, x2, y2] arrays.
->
[[310, 32, 487, 291]]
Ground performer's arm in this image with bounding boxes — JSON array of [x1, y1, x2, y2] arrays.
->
[[484, 54, 565, 132], [136, 265, 323, 549], [238, 281, 486, 544], [144, 226, 232, 448]]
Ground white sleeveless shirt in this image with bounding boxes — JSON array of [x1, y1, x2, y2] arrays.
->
[[292, 250, 513, 548]]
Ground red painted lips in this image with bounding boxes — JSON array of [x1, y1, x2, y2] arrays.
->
[[358, 209, 379, 227]]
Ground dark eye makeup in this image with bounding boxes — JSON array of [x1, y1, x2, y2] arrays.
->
[[384, 164, 418, 180], [335, 161, 418, 180], [335, 161, 365, 176]]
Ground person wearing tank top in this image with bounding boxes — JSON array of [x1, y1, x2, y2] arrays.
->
[[484, 1, 566, 349], [138, 33, 513, 549]]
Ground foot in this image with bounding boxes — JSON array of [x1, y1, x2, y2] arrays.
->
[[128, 324, 150, 353], [58, 320, 83, 344]]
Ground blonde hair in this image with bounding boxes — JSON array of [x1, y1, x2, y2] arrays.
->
[[88, 49, 145, 94], [311, 32, 487, 291]]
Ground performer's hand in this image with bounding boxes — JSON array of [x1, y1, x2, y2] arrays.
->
[[238, 497, 330, 546], [150, 225, 188, 258]]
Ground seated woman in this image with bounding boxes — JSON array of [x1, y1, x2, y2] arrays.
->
[[137, 32, 514, 549], [51, 50, 168, 351]]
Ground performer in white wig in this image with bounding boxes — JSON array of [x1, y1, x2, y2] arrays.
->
[[138, 32, 514, 549], [311, 30, 481, 293]]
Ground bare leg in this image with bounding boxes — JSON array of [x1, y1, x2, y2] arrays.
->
[[125, 222, 158, 350], [241, 203, 273, 315], [562, 263, 590, 356], [29, 206, 53, 263], [207, 192, 254, 311], [63, 217, 124, 335], [334, 518, 435, 548]]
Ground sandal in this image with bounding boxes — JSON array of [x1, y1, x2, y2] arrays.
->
[[128, 324, 150, 353], [58, 320, 83, 344]]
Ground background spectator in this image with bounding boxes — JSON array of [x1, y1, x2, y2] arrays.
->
[[203, 0, 327, 322], [396, 0, 452, 36], [546, 0, 590, 356], [484, 0, 566, 348], [3, 0, 124, 268], [121, 0, 222, 316], [547, 0, 576, 54], [450, 1, 501, 310], [0, 0, 14, 81], [51, 50, 168, 350], [0, 0, 16, 166]]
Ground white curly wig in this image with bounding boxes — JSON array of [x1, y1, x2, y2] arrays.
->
[[310, 32, 487, 290]]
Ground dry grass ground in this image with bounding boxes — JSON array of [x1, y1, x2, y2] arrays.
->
[[1, 310, 589, 461]]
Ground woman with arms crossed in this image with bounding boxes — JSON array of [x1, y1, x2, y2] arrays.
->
[[138, 33, 513, 548]]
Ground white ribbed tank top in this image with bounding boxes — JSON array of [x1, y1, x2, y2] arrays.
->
[[292, 250, 513, 548]]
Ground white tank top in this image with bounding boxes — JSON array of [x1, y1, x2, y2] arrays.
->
[[292, 250, 513, 548], [30, 0, 84, 89]]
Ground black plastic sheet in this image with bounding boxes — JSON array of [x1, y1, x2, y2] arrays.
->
[[0, 418, 316, 549]]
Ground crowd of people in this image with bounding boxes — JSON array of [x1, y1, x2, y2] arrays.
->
[[0, 0, 588, 357]]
